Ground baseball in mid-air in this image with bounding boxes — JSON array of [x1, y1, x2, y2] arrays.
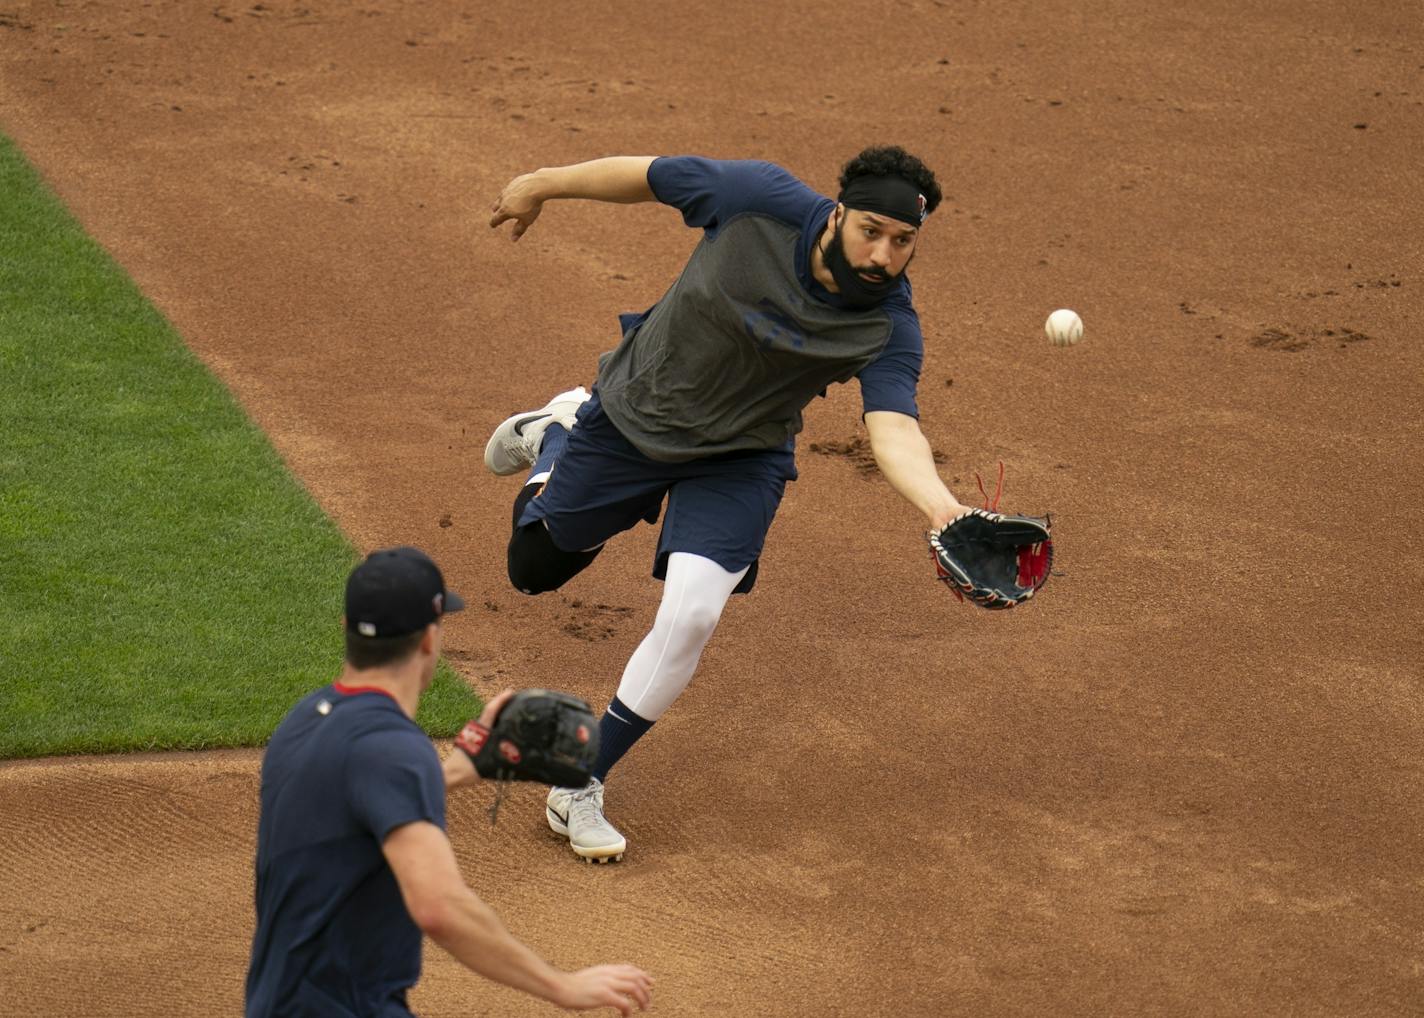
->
[[1045, 308, 1084, 347]]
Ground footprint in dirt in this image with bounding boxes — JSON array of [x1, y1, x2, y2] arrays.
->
[[808, 437, 879, 475], [810, 436, 947, 475], [442, 649, 511, 683], [560, 600, 634, 643], [1249, 326, 1373, 352]]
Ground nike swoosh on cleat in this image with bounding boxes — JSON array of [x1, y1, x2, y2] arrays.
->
[[512, 412, 552, 436], [548, 806, 569, 825]]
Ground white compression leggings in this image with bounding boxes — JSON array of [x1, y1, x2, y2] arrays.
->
[[615, 551, 749, 721]]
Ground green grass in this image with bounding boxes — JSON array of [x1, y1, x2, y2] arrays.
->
[[0, 134, 480, 757]]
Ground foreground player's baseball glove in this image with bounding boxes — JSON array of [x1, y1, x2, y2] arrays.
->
[[930, 508, 1053, 610], [456, 688, 599, 787]]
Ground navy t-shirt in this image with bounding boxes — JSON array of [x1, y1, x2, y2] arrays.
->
[[621, 156, 924, 419], [245, 684, 445, 1018]]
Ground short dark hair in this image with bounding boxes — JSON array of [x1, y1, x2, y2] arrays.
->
[[345, 629, 425, 671], [839, 146, 943, 216]]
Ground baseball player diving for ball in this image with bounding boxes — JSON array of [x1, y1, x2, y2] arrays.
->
[[482, 148, 1052, 863]]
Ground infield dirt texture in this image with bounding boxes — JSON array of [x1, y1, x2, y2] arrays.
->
[[2, 2, 1422, 1015]]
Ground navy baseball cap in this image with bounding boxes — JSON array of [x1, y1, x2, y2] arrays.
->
[[344, 546, 466, 638]]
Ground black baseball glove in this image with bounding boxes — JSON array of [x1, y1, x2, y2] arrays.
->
[[455, 688, 599, 787], [930, 508, 1053, 610]]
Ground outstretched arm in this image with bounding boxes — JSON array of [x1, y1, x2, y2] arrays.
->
[[865, 410, 970, 531], [385, 821, 654, 1013], [489, 156, 658, 240]]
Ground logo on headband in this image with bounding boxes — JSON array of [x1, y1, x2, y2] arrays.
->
[[917, 193, 927, 222]]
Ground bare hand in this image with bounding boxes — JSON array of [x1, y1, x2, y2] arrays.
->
[[478, 687, 516, 728], [928, 500, 971, 533], [557, 964, 654, 1014], [489, 173, 545, 240]]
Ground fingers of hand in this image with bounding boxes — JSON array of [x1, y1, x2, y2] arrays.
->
[[595, 967, 652, 1013], [599, 989, 643, 1016], [631, 968, 655, 1007], [616, 973, 652, 1009], [477, 687, 516, 727]]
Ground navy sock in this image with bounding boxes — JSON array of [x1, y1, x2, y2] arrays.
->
[[593, 696, 654, 782]]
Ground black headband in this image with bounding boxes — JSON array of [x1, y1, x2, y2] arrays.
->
[[837, 175, 929, 227]]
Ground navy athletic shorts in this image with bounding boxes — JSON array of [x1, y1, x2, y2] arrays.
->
[[517, 390, 797, 594]]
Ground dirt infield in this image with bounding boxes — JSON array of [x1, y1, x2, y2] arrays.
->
[[3, 1, 1422, 1014]]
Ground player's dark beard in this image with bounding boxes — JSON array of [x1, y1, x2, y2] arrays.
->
[[820, 216, 902, 308]]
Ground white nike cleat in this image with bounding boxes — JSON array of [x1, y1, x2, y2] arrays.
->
[[546, 778, 626, 863], [483, 386, 591, 476]]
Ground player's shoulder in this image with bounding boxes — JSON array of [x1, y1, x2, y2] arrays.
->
[[650, 155, 829, 228], [267, 685, 336, 745], [347, 722, 439, 782], [651, 154, 809, 191], [882, 281, 923, 326], [874, 286, 924, 355], [347, 702, 426, 740], [327, 690, 431, 752]]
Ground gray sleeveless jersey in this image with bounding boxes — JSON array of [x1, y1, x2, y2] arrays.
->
[[596, 213, 896, 462]]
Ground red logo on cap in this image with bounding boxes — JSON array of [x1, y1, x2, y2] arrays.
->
[[917, 193, 927, 221], [432, 592, 444, 615]]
